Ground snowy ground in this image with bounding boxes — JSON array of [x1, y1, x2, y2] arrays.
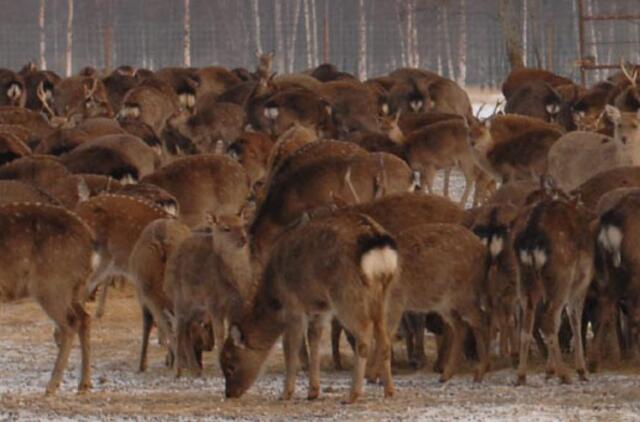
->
[[1, 289, 639, 421]]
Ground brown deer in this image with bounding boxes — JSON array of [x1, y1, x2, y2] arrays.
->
[[118, 78, 181, 135], [547, 106, 640, 192], [250, 149, 414, 262], [141, 154, 250, 229], [76, 194, 172, 318], [501, 67, 574, 100], [53, 76, 113, 124], [591, 189, 640, 370], [128, 218, 210, 372], [0, 202, 99, 395], [330, 193, 467, 370], [226, 131, 276, 189], [221, 211, 398, 403], [0, 69, 26, 108], [511, 185, 594, 385], [167, 213, 256, 377], [572, 166, 640, 210]]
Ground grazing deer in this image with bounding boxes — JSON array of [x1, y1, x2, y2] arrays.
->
[[0, 69, 26, 108], [227, 131, 275, 189], [167, 213, 256, 377], [128, 218, 207, 372], [54, 76, 113, 124], [547, 105, 640, 192], [511, 184, 594, 385], [221, 211, 398, 403], [0, 202, 100, 395]]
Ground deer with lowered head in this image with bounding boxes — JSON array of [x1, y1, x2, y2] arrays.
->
[[221, 211, 399, 404]]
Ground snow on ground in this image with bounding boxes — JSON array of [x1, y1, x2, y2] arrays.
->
[[1, 291, 639, 421]]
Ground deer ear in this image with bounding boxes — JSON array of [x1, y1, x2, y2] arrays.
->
[[230, 325, 246, 349], [605, 104, 621, 123], [483, 119, 492, 129]]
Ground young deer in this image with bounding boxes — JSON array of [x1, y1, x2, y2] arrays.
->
[[0, 202, 100, 395], [511, 184, 594, 384], [220, 212, 399, 404], [165, 213, 256, 377]]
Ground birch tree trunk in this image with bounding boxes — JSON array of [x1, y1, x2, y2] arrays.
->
[[103, 0, 113, 72], [457, 0, 467, 86], [183, 0, 191, 67], [310, 0, 318, 67], [442, 0, 454, 79], [253, 0, 262, 55], [395, 0, 407, 67], [522, 0, 528, 66], [287, 1, 302, 73], [357, 0, 367, 80], [304, 0, 313, 69], [410, 0, 419, 67], [498, 0, 525, 70], [65, 0, 73, 77], [323, 10, 329, 64], [38, 0, 46, 70], [586, 0, 600, 80], [274, 0, 285, 73]]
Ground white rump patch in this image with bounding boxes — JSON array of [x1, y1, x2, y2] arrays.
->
[[264, 106, 279, 120], [489, 235, 504, 258], [179, 93, 196, 109], [519, 250, 533, 266], [6, 83, 21, 100], [409, 99, 423, 112], [381, 103, 390, 115], [119, 105, 141, 119], [163, 203, 178, 217], [91, 250, 101, 271], [361, 246, 398, 281], [532, 248, 547, 269], [598, 225, 623, 267], [545, 103, 560, 115], [119, 174, 137, 185]]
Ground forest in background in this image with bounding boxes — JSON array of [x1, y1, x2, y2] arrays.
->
[[0, 0, 638, 86]]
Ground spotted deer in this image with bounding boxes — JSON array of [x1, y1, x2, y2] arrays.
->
[[0, 202, 100, 395], [221, 212, 399, 404]]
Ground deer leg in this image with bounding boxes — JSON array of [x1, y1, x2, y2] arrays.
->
[[46, 322, 74, 396], [508, 305, 520, 366], [373, 309, 394, 398], [331, 318, 344, 370], [464, 307, 491, 382], [423, 167, 437, 195], [443, 168, 451, 197], [440, 317, 465, 382], [139, 306, 153, 372], [95, 282, 109, 319], [459, 168, 474, 206], [344, 320, 373, 404], [282, 313, 305, 400], [212, 314, 226, 358], [589, 295, 615, 372], [74, 303, 92, 392], [542, 303, 571, 384], [307, 314, 328, 400], [411, 314, 426, 369], [516, 296, 538, 386], [568, 295, 588, 381]]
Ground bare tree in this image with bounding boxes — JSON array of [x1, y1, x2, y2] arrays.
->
[[183, 0, 191, 67], [253, 0, 262, 55], [499, 0, 525, 69], [39, 0, 47, 70], [322, 3, 329, 64], [304, 0, 313, 68], [357, 0, 367, 79], [65, 0, 73, 76], [287, 1, 302, 72], [457, 0, 467, 85], [310, 0, 319, 67], [395, 0, 407, 67], [103, 0, 113, 72], [274, 0, 285, 72], [441, 0, 454, 79], [522, 0, 528, 66], [585, 0, 601, 80]]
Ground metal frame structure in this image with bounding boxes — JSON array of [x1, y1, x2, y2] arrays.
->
[[576, 0, 640, 85]]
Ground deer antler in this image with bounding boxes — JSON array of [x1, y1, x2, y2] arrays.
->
[[83, 77, 99, 100], [36, 81, 55, 118], [620, 59, 638, 88], [475, 102, 486, 119], [344, 166, 360, 204]]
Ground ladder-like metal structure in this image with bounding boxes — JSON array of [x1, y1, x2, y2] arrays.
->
[[576, 0, 640, 85]]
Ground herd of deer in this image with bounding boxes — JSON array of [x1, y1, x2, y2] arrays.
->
[[0, 52, 639, 404]]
